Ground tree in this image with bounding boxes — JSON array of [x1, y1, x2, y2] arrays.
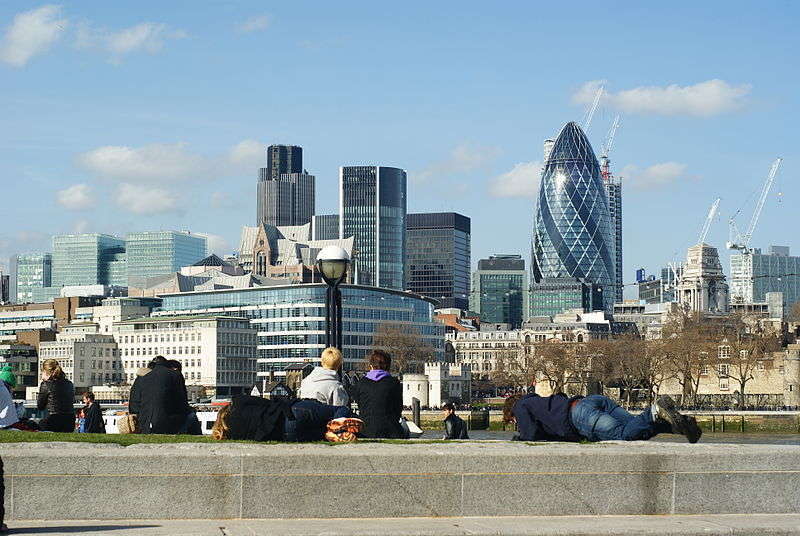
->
[[371, 323, 436, 374], [714, 313, 782, 408], [661, 308, 717, 406], [588, 333, 648, 406], [789, 301, 800, 322], [530, 341, 576, 395]]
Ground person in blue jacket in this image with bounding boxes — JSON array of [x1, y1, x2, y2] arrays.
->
[[503, 389, 701, 443]]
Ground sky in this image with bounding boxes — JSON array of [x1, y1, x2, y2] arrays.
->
[[0, 1, 797, 299]]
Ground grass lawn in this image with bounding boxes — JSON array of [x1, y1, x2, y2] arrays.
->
[[0, 430, 260, 446]]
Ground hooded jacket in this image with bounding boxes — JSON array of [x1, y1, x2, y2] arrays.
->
[[298, 367, 349, 407]]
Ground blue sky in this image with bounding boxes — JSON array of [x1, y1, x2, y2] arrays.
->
[[1, 1, 797, 298]]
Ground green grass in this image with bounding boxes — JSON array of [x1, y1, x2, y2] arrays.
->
[[0, 431, 261, 446]]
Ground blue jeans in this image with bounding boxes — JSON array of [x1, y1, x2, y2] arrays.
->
[[284, 399, 352, 442], [570, 395, 660, 441]]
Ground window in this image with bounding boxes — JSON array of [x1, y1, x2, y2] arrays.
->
[[719, 378, 729, 391]]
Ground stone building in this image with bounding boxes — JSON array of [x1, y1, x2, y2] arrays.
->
[[402, 362, 471, 408], [677, 244, 729, 314]]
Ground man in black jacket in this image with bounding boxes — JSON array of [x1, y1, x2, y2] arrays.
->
[[441, 402, 468, 439], [129, 356, 187, 434], [82, 392, 105, 434], [504, 392, 701, 443], [352, 350, 405, 438]]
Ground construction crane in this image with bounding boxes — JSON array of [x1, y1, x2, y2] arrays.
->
[[599, 115, 621, 181], [726, 157, 783, 253], [698, 198, 720, 245], [581, 85, 604, 132]]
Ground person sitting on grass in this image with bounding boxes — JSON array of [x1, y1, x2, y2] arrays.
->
[[211, 395, 352, 442], [37, 359, 75, 433], [351, 350, 405, 439], [503, 389, 702, 443], [298, 347, 349, 407], [442, 402, 468, 440]]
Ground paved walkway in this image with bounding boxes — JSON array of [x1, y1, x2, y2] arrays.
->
[[5, 514, 800, 535]]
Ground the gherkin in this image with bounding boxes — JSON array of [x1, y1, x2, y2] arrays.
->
[[532, 122, 616, 310]]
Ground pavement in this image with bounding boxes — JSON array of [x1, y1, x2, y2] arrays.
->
[[4, 515, 800, 535]]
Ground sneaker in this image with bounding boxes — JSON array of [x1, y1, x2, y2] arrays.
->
[[684, 416, 702, 444], [655, 396, 702, 443]]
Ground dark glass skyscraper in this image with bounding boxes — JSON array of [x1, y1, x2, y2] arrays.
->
[[312, 214, 339, 240], [532, 122, 616, 312], [406, 212, 471, 309], [469, 255, 527, 328], [256, 144, 314, 227], [340, 166, 406, 290]]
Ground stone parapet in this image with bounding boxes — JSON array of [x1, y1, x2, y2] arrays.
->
[[1, 441, 799, 520]]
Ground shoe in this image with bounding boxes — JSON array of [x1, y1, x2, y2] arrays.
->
[[684, 416, 702, 444]]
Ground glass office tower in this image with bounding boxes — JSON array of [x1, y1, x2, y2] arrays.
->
[[51, 234, 126, 287], [312, 214, 340, 240], [731, 246, 800, 307], [340, 166, 407, 290], [126, 231, 207, 285], [256, 145, 314, 227], [406, 212, 471, 309], [469, 255, 527, 328], [10, 253, 52, 304], [532, 122, 616, 311]]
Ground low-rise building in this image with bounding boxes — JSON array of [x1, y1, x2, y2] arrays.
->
[[38, 324, 119, 389], [402, 362, 471, 408], [0, 342, 38, 396]]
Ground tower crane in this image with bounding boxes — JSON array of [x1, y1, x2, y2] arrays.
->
[[581, 85, 604, 132], [599, 115, 621, 181], [698, 198, 720, 245], [726, 157, 783, 253]]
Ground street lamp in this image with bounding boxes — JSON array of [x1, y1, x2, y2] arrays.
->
[[316, 245, 350, 350]]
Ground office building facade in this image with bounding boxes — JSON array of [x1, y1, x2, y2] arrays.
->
[[52, 234, 126, 288], [340, 166, 407, 290], [406, 212, 471, 309], [125, 231, 207, 285], [10, 253, 52, 304], [605, 177, 623, 303], [529, 277, 602, 318], [532, 122, 616, 311], [0, 272, 9, 304], [731, 246, 800, 309], [469, 255, 527, 328], [312, 214, 339, 240], [256, 145, 314, 227]]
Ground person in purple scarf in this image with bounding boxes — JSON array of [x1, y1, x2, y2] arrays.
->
[[352, 350, 405, 438]]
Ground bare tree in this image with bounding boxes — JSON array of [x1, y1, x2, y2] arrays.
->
[[530, 341, 577, 395], [371, 323, 436, 374], [493, 347, 532, 392], [588, 334, 648, 406], [789, 301, 800, 322], [661, 308, 717, 406]]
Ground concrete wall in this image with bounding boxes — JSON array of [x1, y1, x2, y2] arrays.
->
[[1, 441, 799, 520]]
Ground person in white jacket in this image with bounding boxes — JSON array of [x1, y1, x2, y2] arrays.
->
[[298, 347, 349, 407]]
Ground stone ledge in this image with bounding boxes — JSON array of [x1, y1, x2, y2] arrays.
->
[[1, 441, 799, 520]]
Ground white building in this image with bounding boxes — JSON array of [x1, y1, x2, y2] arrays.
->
[[402, 362, 471, 408], [677, 243, 729, 314], [114, 315, 257, 397], [38, 324, 120, 388]]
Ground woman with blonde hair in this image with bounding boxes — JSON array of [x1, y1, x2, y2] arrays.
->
[[37, 359, 75, 432]]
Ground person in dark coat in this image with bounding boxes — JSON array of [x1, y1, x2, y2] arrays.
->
[[81, 392, 105, 434], [441, 402, 468, 440], [351, 350, 405, 439], [166, 360, 201, 435], [128, 356, 187, 434], [211, 395, 351, 442], [37, 359, 75, 432], [503, 391, 702, 443]]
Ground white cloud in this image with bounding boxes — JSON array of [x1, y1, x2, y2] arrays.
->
[[237, 15, 270, 34], [72, 219, 90, 234], [197, 233, 232, 256], [573, 79, 751, 117], [115, 183, 179, 214], [489, 161, 542, 198], [620, 162, 690, 190], [75, 21, 186, 62], [79, 143, 211, 183], [0, 5, 67, 67], [56, 183, 94, 210], [415, 143, 500, 183], [227, 139, 264, 169]]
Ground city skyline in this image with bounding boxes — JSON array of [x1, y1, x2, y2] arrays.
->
[[1, 2, 797, 299]]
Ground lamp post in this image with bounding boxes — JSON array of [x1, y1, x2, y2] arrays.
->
[[316, 245, 350, 350]]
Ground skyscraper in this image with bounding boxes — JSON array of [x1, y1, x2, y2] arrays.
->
[[731, 245, 800, 308], [125, 231, 207, 286], [340, 166, 406, 290], [531, 122, 616, 312], [312, 214, 339, 240], [9, 253, 52, 304], [469, 255, 527, 328], [406, 212, 471, 309], [601, 155, 623, 303], [51, 234, 126, 288], [256, 144, 314, 227]]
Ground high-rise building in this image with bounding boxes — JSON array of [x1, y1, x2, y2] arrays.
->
[[731, 245, 800, 308], [312, 214, 339, 240], [406, 212, 471, 309], [256, 145, 314, 227], [469, 255, 527, 328], [52, 234, 126, 288], [0, 271, 9, 304], [531, 122, 616, 311], [637, 266, 682, 304], [529, 277, 602, 318], [601, 154, 623, 303], [125, 231, 207, 286], [9, 253, 52, 304], [340, 166, 407, 290]]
